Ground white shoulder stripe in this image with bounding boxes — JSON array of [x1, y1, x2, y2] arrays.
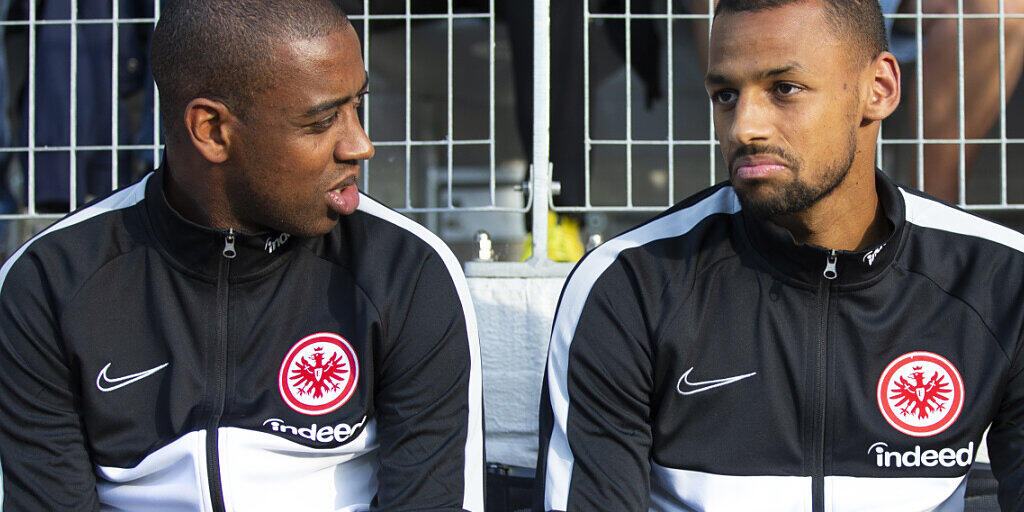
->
[[901, 189, 1024, 254], [0, 174, 152, 296], [354, 194, 485, 512], [543, 187, 741, 511]]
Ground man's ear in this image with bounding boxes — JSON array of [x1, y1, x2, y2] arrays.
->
[[864, 51, 901, 122], [183, 98, 238, 164]]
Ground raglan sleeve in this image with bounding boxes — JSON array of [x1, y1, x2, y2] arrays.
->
[[0, 256, 100, 511], [990, 325, 1024, 511], [534, 260, 655, 512], [371, 251, 484, 512]]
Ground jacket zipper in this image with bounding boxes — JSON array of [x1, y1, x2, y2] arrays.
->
[[813, 249, 837, 512], [207, 229, 235, 512]]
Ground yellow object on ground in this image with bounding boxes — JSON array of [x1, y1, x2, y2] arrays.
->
[[521, 211, 586, 262]]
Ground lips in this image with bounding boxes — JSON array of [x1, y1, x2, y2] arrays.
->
[[735, 163, 787, 180], [326, 183, 360, 216], [733, 156, 789, 180]]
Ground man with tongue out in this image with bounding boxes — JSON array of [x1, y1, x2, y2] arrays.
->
[[536, 1, 1024, 511], [0, 1, 483, 511]]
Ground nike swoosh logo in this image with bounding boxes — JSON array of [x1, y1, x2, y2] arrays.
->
[[96, 362, 170, 392], [676, 367, 756, 395]]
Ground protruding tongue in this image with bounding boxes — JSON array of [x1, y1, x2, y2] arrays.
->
[[326, 184, 360, 216]]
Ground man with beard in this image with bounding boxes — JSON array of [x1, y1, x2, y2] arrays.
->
[[0, 1, 483, 510], [535, 1, 1024, 511]]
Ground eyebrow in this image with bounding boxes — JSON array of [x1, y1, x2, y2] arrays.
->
[[705, 62, 807, 85], [302, 72, 370, 118]]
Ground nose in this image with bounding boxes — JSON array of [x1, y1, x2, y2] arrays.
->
[[727, 93, 773, 146], [335, 112, 375, 163]]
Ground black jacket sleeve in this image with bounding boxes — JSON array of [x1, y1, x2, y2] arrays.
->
[[535, 260, 654, 512], [0, 255, 101, 511], [990, 329, 1024, 511], [371, 252, 484, 511]]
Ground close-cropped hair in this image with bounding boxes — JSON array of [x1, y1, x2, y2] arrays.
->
[[150, 0, 350, 131], [714, 0, 889, 63]]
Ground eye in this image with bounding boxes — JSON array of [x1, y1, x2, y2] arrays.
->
[[309, 112, 339, 132], [711, 89, 738, 106], [774, 83, 802, 97]]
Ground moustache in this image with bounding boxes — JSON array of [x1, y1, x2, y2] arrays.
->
[[729, 144, 800, 171]]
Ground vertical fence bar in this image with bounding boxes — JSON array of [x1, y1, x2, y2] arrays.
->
[[584, 0, 592, 207], [707, 0, 715, 187], [404, 0, 412, 209], [111, 0, 119, 190], [878, 11, 887, 171], [489, 0, 496, 206], [625, 0, 633, 207], [876, 134, 883, 169], [666, 1, 673, 205], [27, 0, 36, 214], [998, 0, 1008, 205], [446, 0, 454, 208], [362, 0, 371, 193], [69, 0, 79, 210], [152, 0, 161, 169], [957, 0, 966, 205], [915, 0, 924, 190], [531, 0, 551, 261]]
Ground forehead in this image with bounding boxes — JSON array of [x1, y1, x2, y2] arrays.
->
[[708, 2, 846, 80], [262, 26, 365, 109]]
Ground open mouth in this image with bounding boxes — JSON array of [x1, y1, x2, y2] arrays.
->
[[326, 182, 360, 216]]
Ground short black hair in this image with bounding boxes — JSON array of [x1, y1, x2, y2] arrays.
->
[[150, 0, 350, 136], [714, 0, 888, 63]]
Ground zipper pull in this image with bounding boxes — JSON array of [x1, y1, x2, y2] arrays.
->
[[222, 229, 237, 259], [823, 249, 838, 280]]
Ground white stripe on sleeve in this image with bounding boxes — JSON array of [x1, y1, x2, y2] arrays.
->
[[355, 194, 485, 512], [543, 187, 741, 511]]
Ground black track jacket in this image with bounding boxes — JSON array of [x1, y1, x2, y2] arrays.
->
[[536, 171, 1024, 511], [0, 170, 484, 511]]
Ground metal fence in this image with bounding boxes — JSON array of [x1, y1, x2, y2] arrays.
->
[[574, 0, 1024, 214], [0, 0, 1021, 276], [0, 0, 161, 221]]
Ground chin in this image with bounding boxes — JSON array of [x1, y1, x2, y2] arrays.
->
[[736, 180, 824, 219], [276, 216, 339, 238]]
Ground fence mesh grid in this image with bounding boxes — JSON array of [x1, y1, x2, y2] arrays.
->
[[0, 1, 1020, 264]]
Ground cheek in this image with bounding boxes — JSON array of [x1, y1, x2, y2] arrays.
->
[[777, 102, 848, 152], [712, 110, 734, 148]]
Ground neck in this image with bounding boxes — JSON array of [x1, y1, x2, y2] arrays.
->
[[770, 161, 888, 252], [163, 155, 237, 232]]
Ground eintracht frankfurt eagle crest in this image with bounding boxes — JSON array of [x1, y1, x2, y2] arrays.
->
[[278, 332, 359, 416], [877, 351, 964, 437]]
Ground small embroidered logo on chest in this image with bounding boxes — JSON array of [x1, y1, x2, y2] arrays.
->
[[265, 233, 290, 254], [278, 332, 359, 415], [862, 243, 886, 266], [877, 351, 964, 437]]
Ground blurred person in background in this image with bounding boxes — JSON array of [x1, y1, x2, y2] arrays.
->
[[890, 0, 1024, 203], [0, 0, 14, 259], [17, 0, 153, 213]]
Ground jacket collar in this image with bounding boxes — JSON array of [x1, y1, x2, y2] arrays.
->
[[144, 168, 302, 280], [738, 169, 907, 288]]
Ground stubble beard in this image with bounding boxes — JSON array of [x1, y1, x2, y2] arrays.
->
[[734, 129, 858, 219]]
